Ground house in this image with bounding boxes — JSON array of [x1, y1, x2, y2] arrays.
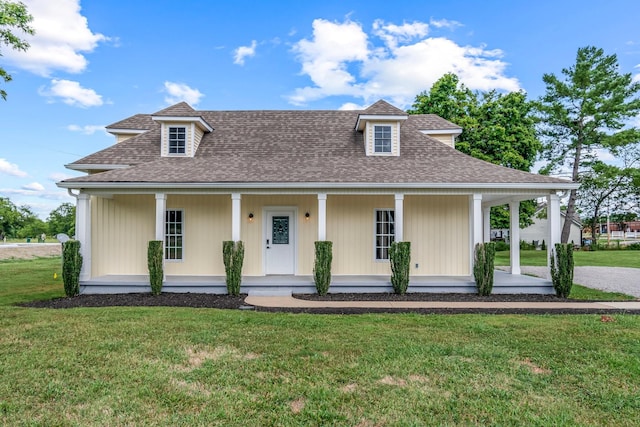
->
[[57, 100, 577, 294]]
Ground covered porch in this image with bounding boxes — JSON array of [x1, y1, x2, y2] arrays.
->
[[79, 270, 553, 295]]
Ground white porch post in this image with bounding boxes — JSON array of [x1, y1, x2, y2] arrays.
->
[[231, 193, 241, 242], [472, 194, 483, 247], [547, 193, 561, 267], [155, 193, 166, 241], [394, 194, 404, 242], [317, 193, 327, 241], [509, 201, 521, 275], [76, 192, 91, 281], [483, 206, 491, 243]]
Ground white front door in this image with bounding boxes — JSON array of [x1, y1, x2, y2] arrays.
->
[[265, 210, 296, 275]]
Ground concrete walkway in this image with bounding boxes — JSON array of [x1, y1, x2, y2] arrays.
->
[[245, 294, 640, 311]]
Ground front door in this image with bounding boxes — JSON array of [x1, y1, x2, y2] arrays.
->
[[265, 210, 296, 274]]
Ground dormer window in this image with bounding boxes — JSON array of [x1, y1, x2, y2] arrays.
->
[[374, 125, 392, 153], [168, 127, 186, 154]]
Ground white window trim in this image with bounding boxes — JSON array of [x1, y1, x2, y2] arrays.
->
[[374, 125, 393, 154], [167, 126, 187, 156], [374, 208, 395, 261], [165, 209, 184, 262]]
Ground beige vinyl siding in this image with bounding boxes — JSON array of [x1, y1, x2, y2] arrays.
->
[[404, 195, 470, 275], [165, 195, 231, 275], [115, 133, 137, 143], [193, 124, 204, 154], [241, 195, 317, 276], [327, 195, 394, 275], [365, 121, 400, 156], [91, 195, 154, 277], [426, 133, 455, 147]]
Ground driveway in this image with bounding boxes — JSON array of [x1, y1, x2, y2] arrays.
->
[[521, 266, 640, 298]]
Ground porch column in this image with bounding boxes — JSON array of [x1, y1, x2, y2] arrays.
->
[[547, 192, 561, 267], [509, 201, 521, 275], [155, 193, 166, 241], [231, 193, 241, 242], [317, 193, 327, 241], [76, 192, 91, 281], [394, 194, 404, 242], [472, 194, 483, 248], [483, 206, 491, 243]]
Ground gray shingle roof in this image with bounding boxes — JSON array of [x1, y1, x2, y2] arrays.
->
[[362, 99, 407, 115], [63, 101, 571, 187], [105, 114, 155, 130]]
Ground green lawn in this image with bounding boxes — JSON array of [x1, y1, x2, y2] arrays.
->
[[1, 257, 639, 426], [495, 249, 640, 268]]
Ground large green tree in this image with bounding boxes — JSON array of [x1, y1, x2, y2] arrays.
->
[[0, 0, 33, 100], [409, 73, 541, 229], [537, 46, 640, 243], [47, 202, 75, 237]]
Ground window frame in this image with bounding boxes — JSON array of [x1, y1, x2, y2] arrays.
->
[[168, 126, 187, 155], [165, 209, 184, 261], [373, 125, 392, 154], [374, 208, 395, 261]]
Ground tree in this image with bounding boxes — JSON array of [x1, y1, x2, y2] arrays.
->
[[0, 196, 21, 237], [0, 0, 34, 100], [47, 202, 75, 237], [537, 46, 640, 243], [409, 73, 541, 229], [15, 205, 46, 238]]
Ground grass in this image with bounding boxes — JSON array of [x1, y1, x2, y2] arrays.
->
[[0, 257, 639, 426], [495, 249, 640, 268]]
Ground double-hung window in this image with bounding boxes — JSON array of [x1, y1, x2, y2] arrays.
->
[[374, 125, 392, 153], [168, 126, 186, 154], [165, 209, 183, 260], [375, 209, 395, 260]]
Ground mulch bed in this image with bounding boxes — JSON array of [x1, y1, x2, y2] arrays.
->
[[18, 292, 640, 315]]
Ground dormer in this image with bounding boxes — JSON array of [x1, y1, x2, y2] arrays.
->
[[355, 100, 408, 156], [151, 103, 213, 157], [106, 114, 155, 143], [419, 127, 462, 148]]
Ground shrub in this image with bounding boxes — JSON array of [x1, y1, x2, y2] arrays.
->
[[223, 241, 244, 296], [550, 243, 574, 298], [494, 241, 509, 251], [541, 240, 546, 250], [313, 241, 333, 295], [520, 240, 535, 250], [62, 240, 83, 297], [473, 242, 496, 296], [389, 242, 411, 294], [147, 240, 164, 295], [627, 242, 640, 250]]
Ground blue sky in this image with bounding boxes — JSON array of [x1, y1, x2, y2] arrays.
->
[[1, 0, 639, 218]]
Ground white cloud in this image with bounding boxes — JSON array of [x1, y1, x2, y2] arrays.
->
[[0, 188, 69, 201], [429, 18, 463, 30], [49, 172, 74, 182], [0, 159, 28, 177], [163, 81, 204, 106], [67, 124, 106, 135], [233, 40, 258, 65], [338, 102, 367, 110], [39, 79, 103, 107], [288, 18, 520, 107], [22, 182, 45, 191], [4, 0, 108, 76]]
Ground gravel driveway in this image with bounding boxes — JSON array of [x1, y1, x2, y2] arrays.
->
[[521, 266, 640, 298]]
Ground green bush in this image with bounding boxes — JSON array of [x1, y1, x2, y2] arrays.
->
[[627, 242, 640, 250], [550, 243, 574, 298], [520, 240, 536, 250], [389, 242, 411, 294], [313, 241, 333, 295], [223, 241, 244, 296], [541, 240, 546, 250], [494, 241, 509, 251], [473, 242, 496, 296], [62, 240, 82, 297], [147, 240, 164, 295]]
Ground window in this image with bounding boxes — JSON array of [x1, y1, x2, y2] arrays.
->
[[165, 209, 183, 260], [374, 125, 392, 153], [168, 127, 186, 154], [375, 209, 395, 260]]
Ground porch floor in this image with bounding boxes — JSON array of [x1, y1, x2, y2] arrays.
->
[[80, 270, 554, 295]]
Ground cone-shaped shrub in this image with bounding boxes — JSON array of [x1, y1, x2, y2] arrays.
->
[[473, 242, 496, 296], [313, 241, 333, 295], [550, 243, 574, 297], [223, 241, 244, 296], [147, 240, 164, 295], [390, 242, 411, 294], [62, 240, 83, 297]]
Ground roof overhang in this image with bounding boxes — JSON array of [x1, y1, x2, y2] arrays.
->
[[151, 115, 213, 132], [65, 164, 131, 173], [105, 128, 147, 136], [420, 128, 462, 136], [355, 114, 408, 131]]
